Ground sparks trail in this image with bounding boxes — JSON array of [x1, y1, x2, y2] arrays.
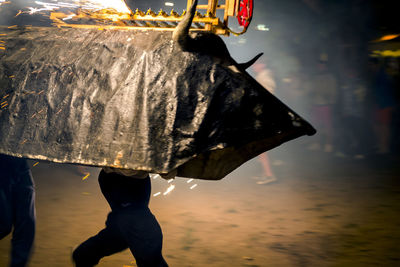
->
[[163, 184, 175, 195], [82, 173, 90, 180]]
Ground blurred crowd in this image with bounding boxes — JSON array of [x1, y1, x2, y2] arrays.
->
[[252, 55, 400, 160]]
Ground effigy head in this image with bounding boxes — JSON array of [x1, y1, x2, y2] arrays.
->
[[0, 1, 315, 180]]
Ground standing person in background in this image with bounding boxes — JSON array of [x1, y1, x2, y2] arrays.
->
[[305, 54, 338, 153], [0, 154, 36, 267], [252, 62, 277, 184], [335, 67, 370, 159], [369, 57, 396, 155]]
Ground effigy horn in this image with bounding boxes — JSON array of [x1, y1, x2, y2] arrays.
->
[[239, 53, 264, 70], [172, 0, 197, 50]]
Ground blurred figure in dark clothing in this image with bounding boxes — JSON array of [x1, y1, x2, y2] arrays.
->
[[335, 67, 371, 158], [305, 55, 338, 153], [383, 57, 400, 154], [369, 58, 396, 155], [0, 154, 36, 267], [72, 169, 168, 267]]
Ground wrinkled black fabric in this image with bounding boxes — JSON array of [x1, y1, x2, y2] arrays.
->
[[0, 26, 315, 179]]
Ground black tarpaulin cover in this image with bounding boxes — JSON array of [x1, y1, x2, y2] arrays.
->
[[0, 26, 315, 180]]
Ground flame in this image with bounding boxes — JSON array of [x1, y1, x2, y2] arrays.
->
[[81, 0, 131, 13], [25, 0, 131, 15], [20, 0, 134, 27]]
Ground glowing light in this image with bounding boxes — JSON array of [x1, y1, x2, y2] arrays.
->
[[27, 0, 131, 15], [81, 0, 131, 13], [165, 2, 174, 7], [377, 34, 400, 42], [82, 173, 90, 180], [256, 24, 269, 31], [150, 174, 160, 179], [190, 184, 197, 190], [153, 192, 161, 197], [187, 178, 193, 183], [372, 49, 400, 57], [33, 162, 39, 167], [167, 179, 174, 183], [62, 14, 76, 20], [163, 184, 175, 195]]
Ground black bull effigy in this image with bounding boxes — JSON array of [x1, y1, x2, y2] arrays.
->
[[0, 4, 315, 180]]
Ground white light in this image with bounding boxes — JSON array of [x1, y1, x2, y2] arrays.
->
[[190, 184, 198, 190], [153, 192, 161, 197], [167, 179, 174, 183], [165, 2, 174, 7], [62, 14, 76, 20], [150, 174, 160, 179], [187, 178, 194, 183], [28, 0, 131, 14], [78, 0, 131, 13], [163, 184, 175, 195], [257, 24, 269, 31]]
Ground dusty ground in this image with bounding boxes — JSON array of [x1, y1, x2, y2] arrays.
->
[[1, 146, 399, 267]]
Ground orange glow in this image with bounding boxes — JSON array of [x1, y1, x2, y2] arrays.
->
[[376, 34, 400, 42]]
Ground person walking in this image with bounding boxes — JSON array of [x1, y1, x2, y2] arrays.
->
[[0, 154, 36, 267], [72, 168, 168, 267]]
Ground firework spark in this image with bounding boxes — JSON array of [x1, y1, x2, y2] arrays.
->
[[163, 184, 175, 195]]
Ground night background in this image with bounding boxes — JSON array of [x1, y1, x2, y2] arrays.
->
[[1, 0, 400, 266]]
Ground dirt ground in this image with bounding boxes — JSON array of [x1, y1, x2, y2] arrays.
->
[[1, 146, 399, 267]]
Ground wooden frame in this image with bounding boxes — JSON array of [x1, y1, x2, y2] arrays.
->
[[50, 0, 241, 36]]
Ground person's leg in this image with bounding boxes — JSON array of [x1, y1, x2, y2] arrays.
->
[[10, 169, 35, 267], [256, 153, 276, 184], [117, 208, 168, 267], [109, 175, 167, 267], [0, 157, 13, 239], [72, 214, 128, 267], [0, 182, 12, 239]]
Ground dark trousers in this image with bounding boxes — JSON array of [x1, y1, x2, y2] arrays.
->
[[0, 155, 35, 267], [73, 172, 168, 267]]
